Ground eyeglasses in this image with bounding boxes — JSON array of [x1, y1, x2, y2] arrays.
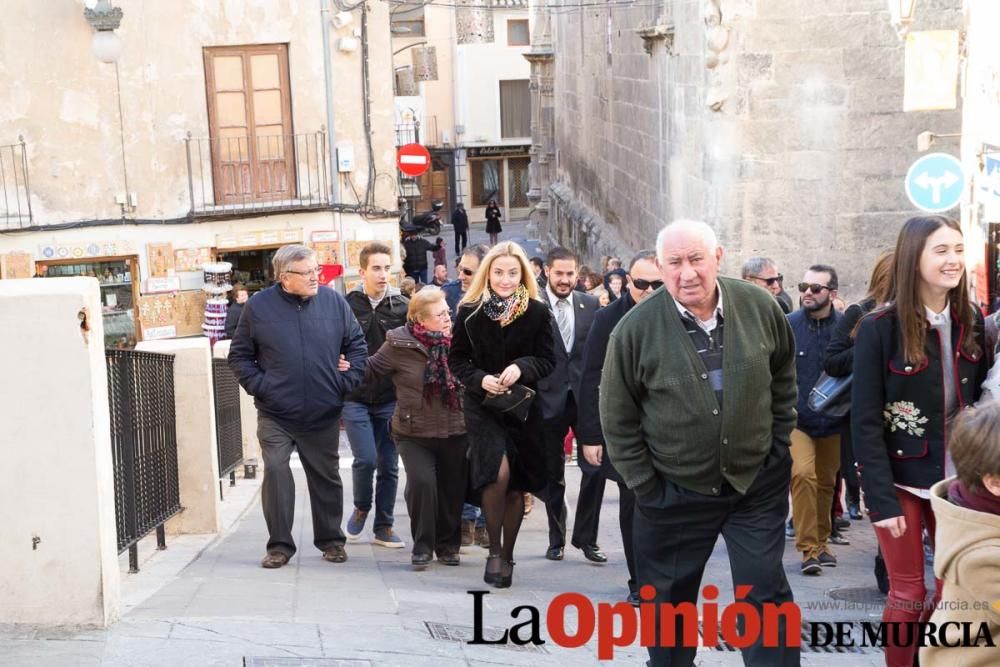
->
[[749, 274, 783, 286], [431, 309, 451, 319], [632, 278, 664, 291], [459, 267, 476, 277], [798, 283, 831, 294], [285, 268, 320, 277]]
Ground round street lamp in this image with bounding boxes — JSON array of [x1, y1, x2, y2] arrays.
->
[[83, 0, 124, 63]]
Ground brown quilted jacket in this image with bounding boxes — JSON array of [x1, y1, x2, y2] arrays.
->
[[365, 326, 466, 439]]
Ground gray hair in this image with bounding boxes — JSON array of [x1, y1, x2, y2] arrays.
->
[[272, 244, 316, 276], [741, 256, 777, 280], [655, 220, 719, 263]]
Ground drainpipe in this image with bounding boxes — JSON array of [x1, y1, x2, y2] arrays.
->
[[320, 0, 345, 264]]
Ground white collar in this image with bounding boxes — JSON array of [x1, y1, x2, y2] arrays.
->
[[546, 284, 573, 306], [925, 304, 951, 326], [673, 283, 724, 324]]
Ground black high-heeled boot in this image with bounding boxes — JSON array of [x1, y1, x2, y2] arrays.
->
[[494, 559, 515, 589], [484, 554, 502, 585]]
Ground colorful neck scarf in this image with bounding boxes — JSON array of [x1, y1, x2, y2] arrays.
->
[[407, 321, 460, 409], [483, 284, 529, 328]]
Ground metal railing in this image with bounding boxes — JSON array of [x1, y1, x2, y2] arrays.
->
[[185, 130, 330, 216], [0, 136, 32, 229], [106, 350, 181, 573], [394, 116, 440, 147], [212, 358, 244, 496]]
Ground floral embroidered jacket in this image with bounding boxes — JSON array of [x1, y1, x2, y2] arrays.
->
[[851, 306, 988, 522]]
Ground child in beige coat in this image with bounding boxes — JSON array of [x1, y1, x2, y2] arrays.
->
[[921, 401, 1000, 666]]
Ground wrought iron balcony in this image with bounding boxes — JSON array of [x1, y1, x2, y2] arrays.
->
[[184, 130, 331, 217], [0, 136, 32, 229]]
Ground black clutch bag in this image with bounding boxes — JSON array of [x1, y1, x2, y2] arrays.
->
[[482, 384, 535, 422]]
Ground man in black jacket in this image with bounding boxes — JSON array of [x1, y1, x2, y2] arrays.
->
[[343, 242, 409, 548], [576, 250, 660, 605], [402, 233, 433, 284], [229, 244, 368, 568], [452, 202, 469, 256]]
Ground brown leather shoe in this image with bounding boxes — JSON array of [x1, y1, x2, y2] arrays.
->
[[261, 552, 290, 569], [323, 545, 348, 563], [474, 526, 489, 549]]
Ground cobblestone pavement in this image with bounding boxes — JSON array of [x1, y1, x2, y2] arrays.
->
[[0, 429, 898, 666]]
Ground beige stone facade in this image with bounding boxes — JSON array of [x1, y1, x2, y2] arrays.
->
[[534, 0, 965, 300], [0, 0, 402, 344]]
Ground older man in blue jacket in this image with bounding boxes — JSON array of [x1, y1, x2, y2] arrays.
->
[[229, 244, 368, 568]]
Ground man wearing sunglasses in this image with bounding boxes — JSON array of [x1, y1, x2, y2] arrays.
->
[[602, 220, 798, 666], [742, 256, 792, 315], [575, 249, 661, 606], [442, 244, 488, 319], [787, 266, 846, 576]]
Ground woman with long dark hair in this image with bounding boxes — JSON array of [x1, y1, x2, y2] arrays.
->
[[852, 216, 989, 667], [449, 241, 555, 588]]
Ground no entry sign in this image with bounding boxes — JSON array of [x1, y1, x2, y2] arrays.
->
[[397, 143, 431, 177]]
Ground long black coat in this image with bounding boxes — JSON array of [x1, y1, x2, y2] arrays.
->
[[449, 298, 556, 491]]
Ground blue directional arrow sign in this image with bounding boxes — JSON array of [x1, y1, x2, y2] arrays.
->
[[905, 152, 965, 213]]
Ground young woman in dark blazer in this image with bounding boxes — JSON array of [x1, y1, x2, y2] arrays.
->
[[852, 216, 989, 667], [449, 242, 555, 588]]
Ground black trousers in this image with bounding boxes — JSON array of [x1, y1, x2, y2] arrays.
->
[[454, 228, 468, 256], [396, 435, 468, 557], [258, 416, 346, 557], [634, 444, 798, 667], [541, 393, 605, 550]]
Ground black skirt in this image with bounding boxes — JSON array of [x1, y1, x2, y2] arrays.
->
[[464, 399, 545, 493]]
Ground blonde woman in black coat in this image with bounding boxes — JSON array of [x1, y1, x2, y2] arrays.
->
[[449, 241, 555, 588]]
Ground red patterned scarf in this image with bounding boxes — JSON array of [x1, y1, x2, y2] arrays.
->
[[407, 321, 461, 409]]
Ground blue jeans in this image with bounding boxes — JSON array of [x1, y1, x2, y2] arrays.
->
[[343, 400, 399, 529], [462, 503, 485, 528]]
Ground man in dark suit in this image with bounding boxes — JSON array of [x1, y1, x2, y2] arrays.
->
[[535, 247, 602, 562], [576, 249, 660, 604]]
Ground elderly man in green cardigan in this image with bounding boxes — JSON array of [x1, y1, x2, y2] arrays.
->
[[601, 220, 799, 667]]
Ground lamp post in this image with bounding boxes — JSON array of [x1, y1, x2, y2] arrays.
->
[[888, 0, 917, 40], [84, 0, 124, 63]]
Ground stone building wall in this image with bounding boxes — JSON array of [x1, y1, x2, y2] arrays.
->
[[544, 0, 963, 298]]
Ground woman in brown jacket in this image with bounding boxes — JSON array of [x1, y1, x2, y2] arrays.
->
[[365, 287, 468, 569]]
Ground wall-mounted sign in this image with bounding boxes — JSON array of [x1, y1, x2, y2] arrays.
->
[[312, 230, 340, 243], [903, 30, 960, 112], [144, 276, 182, 294], [345, 240, 395, 268], [147, 242, 175, 278], [467, 145, 531, 158], [216, 229, 303, 249], [1, 252, 32, 279], [38, 240, 137, 260], [174, 247, 212, 272], [143, 325, 177, 341], [138, 290, 207, 338]]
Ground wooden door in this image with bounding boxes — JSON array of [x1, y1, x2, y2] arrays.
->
[[204, 44, 295, 205], [415, 155, 451, 214]]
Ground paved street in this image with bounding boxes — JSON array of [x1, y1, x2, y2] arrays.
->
[[0, 430, 892, 666]]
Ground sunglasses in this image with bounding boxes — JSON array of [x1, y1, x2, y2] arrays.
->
[[750, 274, 783, 286], [632, 278, 664, 291], [459, 267, 476, 277], [798, 283, 831, 294]]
